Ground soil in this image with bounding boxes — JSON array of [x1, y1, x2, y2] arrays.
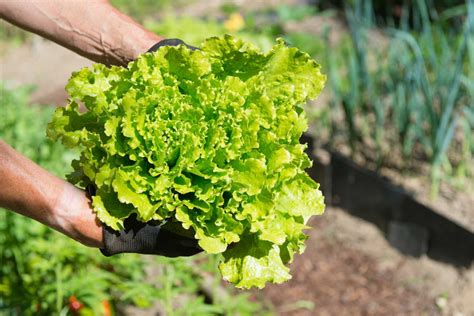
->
[[378, 165, 474, 233], [260, 207, 474, 316], [0, 35, 92, 105]]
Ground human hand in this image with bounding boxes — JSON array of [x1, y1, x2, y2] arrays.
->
[[100, 215, 202, 257], [94, 38, 202, 257], [147, 38, 198, 53], [86, 184, 201, 257], [0, 140, 104, 248]]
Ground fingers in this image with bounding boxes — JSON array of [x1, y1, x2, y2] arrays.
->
[[100, 215, 203, 257], [156, 228, 203, 257], [147, 38, 198, 52], [85, 184, 96, 197]]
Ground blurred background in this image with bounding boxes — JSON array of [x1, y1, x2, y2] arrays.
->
[[1, 0, 473, 315]]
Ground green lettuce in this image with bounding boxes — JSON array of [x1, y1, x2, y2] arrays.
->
[[47, 35, 326, 289]]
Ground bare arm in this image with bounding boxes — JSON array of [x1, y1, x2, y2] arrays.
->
[[0, 140, 103, 247], [0, 0, 163, 66]]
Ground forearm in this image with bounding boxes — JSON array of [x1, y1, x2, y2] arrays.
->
[[0, 0, 162, 66], [0, 140, 103, 247]]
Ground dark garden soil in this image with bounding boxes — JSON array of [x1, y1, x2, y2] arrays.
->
[[264, 245, 433, 315], [259, 207, 474, 316]]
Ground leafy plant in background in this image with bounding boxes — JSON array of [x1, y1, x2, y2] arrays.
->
[[319, 0, 474, 195], [145, 14, 274, 51], [0, 22, 30, 53], [152, 255, 271, 315], [320, 1, 388, 162], [274, 4, 318, 22], [384, 0, 474, 193], [109, 0, 192, 22]]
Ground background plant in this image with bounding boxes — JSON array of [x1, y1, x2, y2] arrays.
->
[[316, 0, 474, 194]]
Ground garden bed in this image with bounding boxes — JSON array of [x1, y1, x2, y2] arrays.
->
[[262, 207, 439, 315], [302, 134, 474, 267], [262, 205, 474, 315]]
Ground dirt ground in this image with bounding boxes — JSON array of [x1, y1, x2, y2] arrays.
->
[[261, 207, 474, 316], [0, 35, 92, 105]]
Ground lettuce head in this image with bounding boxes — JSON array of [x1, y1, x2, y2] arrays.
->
[[47, 35, 326, 289]]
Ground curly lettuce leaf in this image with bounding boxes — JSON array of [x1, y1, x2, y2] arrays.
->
[[47, 35, 326, 288]]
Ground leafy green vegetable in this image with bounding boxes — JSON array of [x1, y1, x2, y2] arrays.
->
[[48, 35, 326, 289], [0, 83, 159, 314]]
